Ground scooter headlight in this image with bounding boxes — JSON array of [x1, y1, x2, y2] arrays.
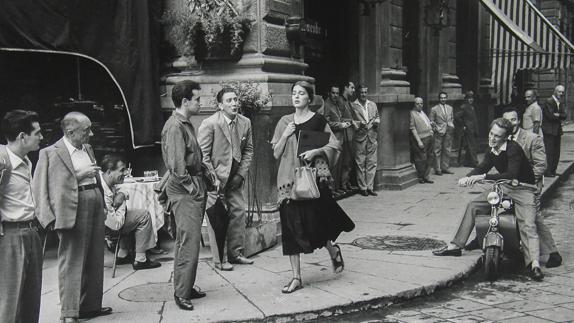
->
[[487, 192, 500, 205], [489, 217, 499, 226], [501, 199, 512, 209]]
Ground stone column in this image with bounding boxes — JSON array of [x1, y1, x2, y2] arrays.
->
[[365, 0, 418, 190]]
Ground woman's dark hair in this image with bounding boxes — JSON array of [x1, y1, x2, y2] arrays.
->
[[291, 81, 314, 102], [1, 109, 39, 142], [172, 80, 201, 108]]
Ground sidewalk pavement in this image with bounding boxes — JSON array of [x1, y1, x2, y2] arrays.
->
[[39, 126, 574, 323]]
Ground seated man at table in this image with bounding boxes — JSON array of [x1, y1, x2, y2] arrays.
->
[[100, 154, 161, 270]]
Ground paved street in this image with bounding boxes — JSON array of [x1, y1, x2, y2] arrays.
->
[[38, 125, 574, 323], [325, 161, 574, 323]]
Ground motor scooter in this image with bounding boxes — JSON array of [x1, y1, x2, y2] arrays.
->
[[473, 179, 537, 282]]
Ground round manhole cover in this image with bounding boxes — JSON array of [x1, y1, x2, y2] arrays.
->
[[119, 282, 173, 302], [352, 235, 446, 251]]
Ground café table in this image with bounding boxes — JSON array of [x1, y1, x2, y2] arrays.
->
[[117, 177, 164, 242]]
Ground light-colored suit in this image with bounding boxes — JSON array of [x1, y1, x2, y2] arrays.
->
[[198, 111, 253, 262], [430, 103, 454, 172], [513, 128, 558, 262], [351, 99, 380, 191], [33, 138, 105, 318]]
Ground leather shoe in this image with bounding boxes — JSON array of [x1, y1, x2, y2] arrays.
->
[[78, 307, 112, 319], [546, 252, 563, 268], [215, 262, 234, 271], [133, 259, 161, 270], [424, 179, 434, 184], [189, 288, 206, 299], [174, 294, 194, 311], [418, 179, 426, 184], [115, 254, 134, 265], [61, 318, 79, 323], [432, 246, 461, 257], [435, 171, 442, 176], [367, 189, 378, 196], [229, 255, 254, 265], [529, 266, 544, 281], [442, 169, 454, 174], [464, 238, 480, 251], [359, 190, 369, 196]]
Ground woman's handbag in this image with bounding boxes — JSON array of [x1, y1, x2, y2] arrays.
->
[[290, 159, 320, 200]]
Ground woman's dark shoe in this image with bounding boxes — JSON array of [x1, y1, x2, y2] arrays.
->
[[529, 266, 545, 281], [432, 246, 461, 256], [174, 294, 194, 310], [281, 278, 303, 294], [546, 252, 563, 268], [331, 244, 345, 273]]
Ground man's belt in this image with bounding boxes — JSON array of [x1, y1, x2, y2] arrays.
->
[[2, 219, 39, 230], [78, 183, 98, 191]]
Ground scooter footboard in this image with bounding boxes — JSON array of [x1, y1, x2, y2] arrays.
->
[[475, 213, 520, 252]]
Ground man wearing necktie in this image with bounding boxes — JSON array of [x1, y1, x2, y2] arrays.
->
[[198, 87, 254, 270], [541, 85, 567, 177], [33, 112, 111, 322], [430, 91, 455, 175]]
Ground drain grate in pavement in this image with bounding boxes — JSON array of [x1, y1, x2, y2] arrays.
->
[[352, 235, 446, 251], [119, 282, 173, 302]]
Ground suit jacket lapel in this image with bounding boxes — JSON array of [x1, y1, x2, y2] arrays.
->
[[54, 139, 76, 176], [217, 112, 232, 145]]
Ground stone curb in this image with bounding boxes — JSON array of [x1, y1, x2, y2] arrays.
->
[[231, 137, 574, 323]]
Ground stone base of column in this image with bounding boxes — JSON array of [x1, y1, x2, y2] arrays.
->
[[375, 163, 419, 190]]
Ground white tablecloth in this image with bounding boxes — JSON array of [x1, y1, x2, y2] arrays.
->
[[117, 179, 164, 242]]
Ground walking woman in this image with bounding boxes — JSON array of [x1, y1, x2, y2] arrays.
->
[[271, 81, 355, 294]]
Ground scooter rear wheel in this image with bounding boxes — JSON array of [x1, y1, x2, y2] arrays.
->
[[484, 246, 501, 282]]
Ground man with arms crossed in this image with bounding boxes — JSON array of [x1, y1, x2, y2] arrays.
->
[[198, 87, 254, 271], [541, 85, 567, 177], [34, 112, 112, 322], [0, 110, 43, 323]]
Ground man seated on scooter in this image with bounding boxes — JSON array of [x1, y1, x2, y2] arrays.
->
[[433, 118, 544, 281], [502, 107, 562, 268]]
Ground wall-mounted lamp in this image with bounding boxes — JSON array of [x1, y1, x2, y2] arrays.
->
[[424, 0, 451, 34], [358, 0, 389, 16]]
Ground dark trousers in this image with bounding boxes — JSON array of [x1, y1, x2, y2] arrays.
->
[[410, 135, 434, 180], [57, 188, 105, 318], [543, 133, 561, 174], [0, 223, 43, 323], [460, 131, 478, 167]]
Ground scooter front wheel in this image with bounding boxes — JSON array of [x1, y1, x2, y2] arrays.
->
[[484, 246, 501, 282]]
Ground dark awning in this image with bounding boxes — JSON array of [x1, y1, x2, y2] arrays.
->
[[0, 0, 162, 148]]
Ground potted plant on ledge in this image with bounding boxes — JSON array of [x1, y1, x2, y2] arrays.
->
[[163, 0, 252, 64]]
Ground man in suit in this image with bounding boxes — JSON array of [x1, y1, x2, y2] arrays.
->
[[323, 85, 354, 192], [502, 107, 562, 268], [338, 81, 357, 190], [455, 91, 479, 167], [351, 85, 380, 197], [409, 97, 434, 184], [430, 91, 455, 175], [542, 85, 567, 177], [198, 87, 254, 271], [33, 112, 112, 322], [433, 118, 544, 281], [161, 80, 208, 311], [99, 154, 161, 270], [0, 110, 43, 323], [523, 89, 543, 135]]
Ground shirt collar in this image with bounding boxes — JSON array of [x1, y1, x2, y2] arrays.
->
[[5, 146, 29, 169], [514, 128, 521, 138], [491, 141, 508, 156], [553, 95, 560, 104], [63, 136, 85, 155], [222, 114, 236, 125], [173, 110, 191, 124]]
